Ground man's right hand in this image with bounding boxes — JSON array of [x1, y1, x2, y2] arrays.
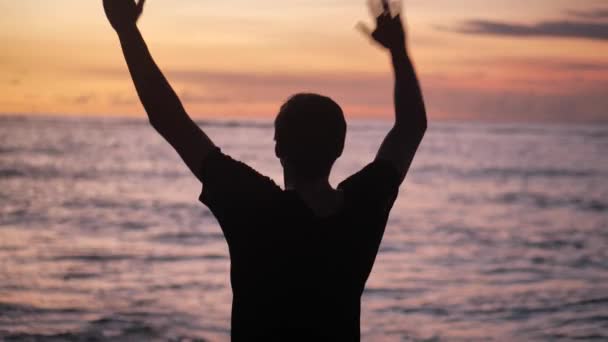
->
[[103, 0, 146, 33]]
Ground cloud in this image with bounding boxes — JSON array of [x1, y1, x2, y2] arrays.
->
[[79, 67, 608, 123], [73, 94, 94, 105], [63, 94, 95, 105], [449, 19, 608, 41], [423, 78, 608, 123], [548, 61, 608, 71], [109, 94, 138, 106], [456, 57, 608, 73], [84, 67, 392, 106], [179, 90, 231, 104], [566, 8, 608, 20]]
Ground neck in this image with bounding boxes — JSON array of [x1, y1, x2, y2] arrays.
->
[[284, 173, 343, 217], [284, 174, 333, 193]]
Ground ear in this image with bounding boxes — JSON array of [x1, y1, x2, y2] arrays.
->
[[275, 141, 282, 159], [334, 137, 345, 159]]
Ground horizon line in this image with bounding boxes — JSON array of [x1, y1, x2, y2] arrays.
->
[[1, 112, 607, 127]]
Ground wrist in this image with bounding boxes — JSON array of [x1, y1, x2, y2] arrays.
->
[[115, 23, 138, 38], [389, 45, 407, 58]]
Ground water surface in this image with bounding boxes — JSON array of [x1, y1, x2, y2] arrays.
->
[[1, 116, 607, 341]]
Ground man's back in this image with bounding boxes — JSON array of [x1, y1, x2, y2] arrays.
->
[[199, 149, 401, 340], [103, 1, 426, 340]]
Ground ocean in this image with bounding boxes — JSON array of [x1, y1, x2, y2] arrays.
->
[[1, 115, 607, 341]]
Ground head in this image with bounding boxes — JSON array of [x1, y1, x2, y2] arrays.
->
[[274, 93, 347, 182]]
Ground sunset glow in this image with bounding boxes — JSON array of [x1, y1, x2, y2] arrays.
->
[[1, 0, 607, 122]]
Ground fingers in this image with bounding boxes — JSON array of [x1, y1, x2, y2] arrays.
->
[[391, 0, 402, 18], [367, 0, 383, 19], [381, 0, 390, 13], [376, 0, 401, 19], [136, 0, 146, 20], [356, 22, 373, 38]]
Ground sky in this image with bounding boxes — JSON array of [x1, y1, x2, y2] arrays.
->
[[1, 0, 607, 122]]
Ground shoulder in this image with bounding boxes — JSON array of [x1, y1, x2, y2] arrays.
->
[[339, 159, 401, 193], [338, 159, 401, 213], [198, 148, 281, 205]]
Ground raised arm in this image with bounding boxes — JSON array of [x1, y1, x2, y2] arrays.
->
[[103, 0, 214, 180], [369, 9, 427, 184]]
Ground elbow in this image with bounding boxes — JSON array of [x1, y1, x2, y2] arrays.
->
[[415, 121, 427, 143], [419, 113, 428, 134], [421, 116, 428, 137], [416, 109, 428, 140], [419, 105, 428, 130], [148, 116, 170, 136], [148, 113, 187, 139], [395, 112, 427, 140], [148, 116, 162, 132]]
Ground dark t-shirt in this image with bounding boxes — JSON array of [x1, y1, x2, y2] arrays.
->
[[198, 148, 400, 341]]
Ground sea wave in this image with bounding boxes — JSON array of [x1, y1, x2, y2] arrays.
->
[[2, 116, 607, 341]]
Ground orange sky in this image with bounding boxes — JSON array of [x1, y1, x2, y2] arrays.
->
[[1, 0, 607, 122]]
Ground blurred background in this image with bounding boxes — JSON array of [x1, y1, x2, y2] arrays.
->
[[1, 1, 607, 341]]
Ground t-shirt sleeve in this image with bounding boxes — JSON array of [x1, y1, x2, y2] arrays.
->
[[338, 159, 401, 213], [197, 148, 281, 237]]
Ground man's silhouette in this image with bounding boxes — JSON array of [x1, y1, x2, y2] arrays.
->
[[103, 0, 426, 340]]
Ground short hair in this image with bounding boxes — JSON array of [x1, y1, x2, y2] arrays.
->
[[274, 93, 347, 179]]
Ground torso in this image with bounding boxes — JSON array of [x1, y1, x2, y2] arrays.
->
[[228, 187, 387, 341]]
